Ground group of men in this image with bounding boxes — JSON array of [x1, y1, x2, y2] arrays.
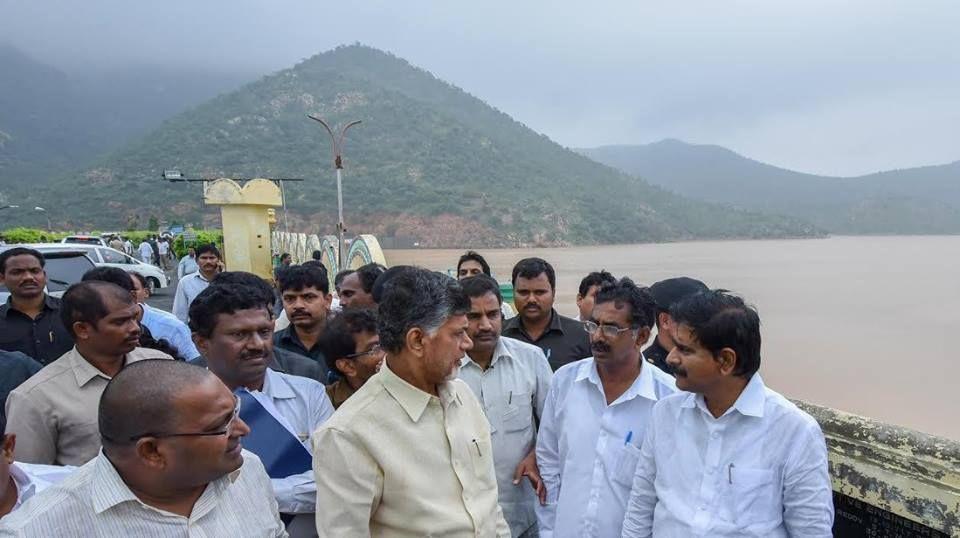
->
[[0, 244, 834, 537]]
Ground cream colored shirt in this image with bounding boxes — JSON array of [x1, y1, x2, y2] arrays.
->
[[312, 362, 510, 538], [3, 346, 172, 466], [0, 450, 288, 537]]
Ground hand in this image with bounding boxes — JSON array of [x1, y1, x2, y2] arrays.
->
[[512, 450, 546, 505]]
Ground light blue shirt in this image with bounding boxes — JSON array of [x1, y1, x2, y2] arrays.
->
[[177, 255, 199, 280], [245, 368, 335, 516], [536, 357, 677, 538], [139, 304, 200, 361], [458, 337, 553, 537], [172, 272, 211, 322]]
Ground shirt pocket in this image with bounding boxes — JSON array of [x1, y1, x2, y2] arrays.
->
[[468, 436, 496, 483], [612, 442, 642, 488], [501, 394, 533, 434], [724, 466, 782, 525]]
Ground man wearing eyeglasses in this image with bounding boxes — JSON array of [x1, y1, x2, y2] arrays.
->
[[188, 283, 334, 538], [0, 359, 288, 536], [457, 275, 553, 538], [316, 309, 383, 409], [535, 278, 677, 538]]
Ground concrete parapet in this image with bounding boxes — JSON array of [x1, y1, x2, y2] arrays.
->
[[795, 400, 959, 536]]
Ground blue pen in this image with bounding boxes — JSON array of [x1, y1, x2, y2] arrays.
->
[[624, 431, 633, 445]]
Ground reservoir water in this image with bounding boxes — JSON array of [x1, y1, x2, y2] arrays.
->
[[385, 235, 960, 441]]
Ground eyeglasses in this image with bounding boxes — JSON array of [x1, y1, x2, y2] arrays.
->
[[582, 320, 636, 338], [118, 396, 241, 443], [344, 344, 385, 360]]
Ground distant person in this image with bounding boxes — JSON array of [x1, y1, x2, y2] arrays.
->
[[275, 252, 293, 281], [108, 235, 123, 252], [156, 238, 170, 270], [456, 250, 515, 320], [536, 278, 676, 537], [622, 290, 834, 537], [148, 236, 161, 268], [311, 250, 323, 262], [458, 275, 552, 537], [4, 281, 172, 466], [0, 247, 74, 365], [643, 276, 708, 374], [172, 243, 221, 322], [317, 308, 383, 409], [0, 360, 287, 535], [457, 250, 490, 279], [201, 272, 326, 382], [0, 412, 76, 519], [502, 257, 590, 371], [177, 246, 199, 280], [137, 239, 152, 264], [313, 268, 509, 536], [574, 270, 616, 321], [336, 263, 385, 309], [122, 237, 133, 256], [0, 351, 42, 422], [189, 284, 334, 534], [274, 265, 331, 367], [129, 272, 151, 303], [81, 267, 197, 361]]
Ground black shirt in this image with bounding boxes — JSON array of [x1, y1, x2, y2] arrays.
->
[[502, 309, 591, 371], [274, 326, 328, 366], [643, 336, 675, 375], [0, 295, 74, 365]]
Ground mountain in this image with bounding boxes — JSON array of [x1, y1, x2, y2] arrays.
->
[[21, 45, 818, 246], [579, 140, 960, 234], [0, 43, 252, 204]]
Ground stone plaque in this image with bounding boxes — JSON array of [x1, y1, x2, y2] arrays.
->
[[833, 492, 948, 537]]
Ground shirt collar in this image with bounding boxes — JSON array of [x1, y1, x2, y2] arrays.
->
[[68, 347, 121, 387], [91, 450, 241, 516], [460, 337, 510, 370], [380, 361, 460, 423], [2, 294, 58, 316], [260, 368, 297, 400], [574, 357, 662, 404], [680, 373, 767, 418], [504, 309, 564, 339]]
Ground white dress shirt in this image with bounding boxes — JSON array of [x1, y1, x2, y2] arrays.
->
[[0, 450, 287, 537], [621, 373, 834, 538], [172, 271, 212, 322], [458, 336, 553, 537], [5, 462, 76, 516], [536, 357, 677, 538], [246, 368, 335, 516]]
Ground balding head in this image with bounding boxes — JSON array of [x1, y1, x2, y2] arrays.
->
[[61, 280, 135, 338], [99, 359, 215, 450]]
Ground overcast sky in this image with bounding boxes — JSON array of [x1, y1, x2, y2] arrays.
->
[[3, 0, 958, 176]]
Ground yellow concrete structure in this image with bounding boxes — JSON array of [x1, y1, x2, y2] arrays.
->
[[203, 178, 281, 281]]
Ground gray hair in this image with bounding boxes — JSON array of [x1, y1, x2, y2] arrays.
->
[[377, 267, 470, 353]]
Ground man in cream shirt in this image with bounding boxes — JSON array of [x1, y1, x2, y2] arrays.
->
[[313, 268, 510, 537]]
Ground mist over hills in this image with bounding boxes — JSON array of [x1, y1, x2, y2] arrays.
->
[[580, 140, 960, 234], [3, 44, 817, 246]]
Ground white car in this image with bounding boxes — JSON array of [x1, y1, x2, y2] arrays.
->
[[19, 243, 169, 292], [61, 235, 108, 247], [0, 246, 96, 303]]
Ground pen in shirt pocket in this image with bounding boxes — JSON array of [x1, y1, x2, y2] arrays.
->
[[624, 431, 633, 445]]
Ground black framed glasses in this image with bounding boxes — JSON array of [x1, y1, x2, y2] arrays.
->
[[582, 320, 636, 338], [118, 396, 241, 443], [344, 344, 384, 360]]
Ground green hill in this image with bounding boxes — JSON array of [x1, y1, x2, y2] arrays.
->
[[28, 45, 819, 246], [580, 140, 960, 234]]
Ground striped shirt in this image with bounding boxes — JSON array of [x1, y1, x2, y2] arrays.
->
[[0, 450, 288, 537]]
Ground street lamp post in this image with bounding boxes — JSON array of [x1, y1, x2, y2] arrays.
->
[[307, 115, 361, 271], [34, 207, 51, 232]]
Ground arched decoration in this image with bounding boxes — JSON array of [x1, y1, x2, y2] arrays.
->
[[344, 234, 387, 269]]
